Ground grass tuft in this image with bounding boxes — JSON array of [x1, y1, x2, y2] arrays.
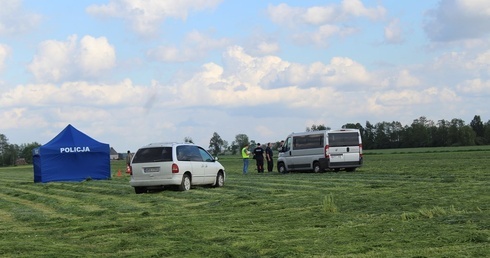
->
[[322, 194, 339, 214]]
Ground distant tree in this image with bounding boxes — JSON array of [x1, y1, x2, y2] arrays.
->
[[362, 121, 375, 149], [209, 132, 224, 156], [448, 118, 465, 146], [0, 134, 11, 166], [459, 126, 476, 146], [470, 115, 484, 137], [231, 134, 249, 155], [470, 115, 485, 145], [484, 120, 490, 144], [19, 142, 41, 164], [434, 119, 450, 147], [222, 140, 229, 154], [306, 124, 329, 131], [374, 122, 391, 149], [184, 137, 194, 143], [410, 117, 431, 147]]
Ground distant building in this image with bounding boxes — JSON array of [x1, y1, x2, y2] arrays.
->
[[110, 147, 119, 160], [16, 158, 28, 165]]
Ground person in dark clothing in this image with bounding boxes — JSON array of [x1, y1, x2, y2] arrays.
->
[[253, 143, 265, 173], [265, 142, 274, 172]]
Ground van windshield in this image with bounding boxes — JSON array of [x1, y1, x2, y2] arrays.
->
[[328, 132, 359, 147], [132, 147, 173, 163]]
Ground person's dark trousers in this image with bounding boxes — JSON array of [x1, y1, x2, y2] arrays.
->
[[267, 159, 273, 172], [257, 158, 264, 173]]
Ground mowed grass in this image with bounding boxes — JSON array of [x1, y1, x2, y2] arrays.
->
[[0, 147, 489, 257]]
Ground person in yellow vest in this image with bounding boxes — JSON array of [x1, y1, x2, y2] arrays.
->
[[241, 143, 251, 175]]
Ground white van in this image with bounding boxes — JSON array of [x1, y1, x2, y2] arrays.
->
[[277, 129, 363, 173], [129, 142, 226, 193]]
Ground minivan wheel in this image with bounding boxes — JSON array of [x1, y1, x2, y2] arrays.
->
[[134, 187, 147, 194], [214, 172, 224, 187], [179, 174, 191, 191], [278, 163, 287, 174]]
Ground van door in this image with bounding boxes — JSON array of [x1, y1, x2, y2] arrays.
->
[[328, 132, 360, 167], [197, 147, 219, 184], [181, 145, 205, 184], [281, 137, 295, 170], [132, 147, 174, 181]]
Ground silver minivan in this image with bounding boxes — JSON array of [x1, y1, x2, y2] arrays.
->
[[277, 129, 363, 173], [129, 142, 226, 193]]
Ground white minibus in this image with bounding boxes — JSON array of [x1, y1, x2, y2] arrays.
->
[[277, 129, 363, 173]]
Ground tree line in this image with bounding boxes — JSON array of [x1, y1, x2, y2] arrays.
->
[[0, 134, 40, 167], [206, 115, 490, 156], [1, 115, 488, 166], [342, 115, 489, 149]]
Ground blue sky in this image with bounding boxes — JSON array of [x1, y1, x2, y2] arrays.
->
[[1, 0, 490, 152]]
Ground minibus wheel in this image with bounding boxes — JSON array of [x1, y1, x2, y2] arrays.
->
[[278, 163, 287, 174], [313, 162, 321, 173]]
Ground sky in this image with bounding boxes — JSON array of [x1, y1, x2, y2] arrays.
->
[[1, 0, 490, 152]]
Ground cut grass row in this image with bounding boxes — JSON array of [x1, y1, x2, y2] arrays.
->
[[0, 146, 489, 257]]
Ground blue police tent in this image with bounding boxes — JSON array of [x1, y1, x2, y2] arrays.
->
[[33, 124, 111, 183]]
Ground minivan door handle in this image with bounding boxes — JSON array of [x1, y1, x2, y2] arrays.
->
[[347, 147, 350, 152]]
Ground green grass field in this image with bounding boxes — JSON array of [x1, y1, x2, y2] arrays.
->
[[1, 147, 489, 257]]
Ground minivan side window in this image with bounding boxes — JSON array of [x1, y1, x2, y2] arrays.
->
[[177, 145, 203, 162], [328, 132, 359, 147], [132, 147, 172, 163], [198, 148, 214, 162]]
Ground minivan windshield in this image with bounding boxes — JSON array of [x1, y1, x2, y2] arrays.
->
[[328, 132, 359, 147], [132, 147, 173, 163]]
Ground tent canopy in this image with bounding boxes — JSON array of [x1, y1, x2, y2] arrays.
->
[[33, 124, 111, 183]]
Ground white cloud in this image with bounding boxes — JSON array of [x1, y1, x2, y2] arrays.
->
[[268, 0, 385, 26], [267, 0, 385, 47], [0, 79, 150, 108], [27, 35, 116, 82], [340, 0, 386, 20], [424, 0, 490, 42], [253, 41, 280, 55], [0, 44, 11, 71], [457, 78, 490, 95], [159, 46, 373, 109], [387, 69, 420, 88], [384, 19, 404, 44], [79, 36, 117, 77], [147, 30, 230, 62], [0, 0, 41, 36], [87, 0, 223, 36], [0, 107, 47, 130]]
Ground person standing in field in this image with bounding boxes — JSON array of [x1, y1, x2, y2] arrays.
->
[[126, 150, 132, 174], [241, 144, 251, 175], [253, 143, 265, 173], [126, 150, 132, 165], [265, 142, 274, 172]]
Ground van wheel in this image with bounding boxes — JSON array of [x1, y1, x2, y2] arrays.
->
[[214, 172, 224, 187], [278, 163, 287, 174], [134, 187, 147, 194], [179, 174, 191, 191], [313, 162, 321, 173]]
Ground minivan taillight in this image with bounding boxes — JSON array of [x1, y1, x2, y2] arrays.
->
[[128, 165, 133, 175], [172, 163, 179, 173], [324, 145, 330, 159]]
